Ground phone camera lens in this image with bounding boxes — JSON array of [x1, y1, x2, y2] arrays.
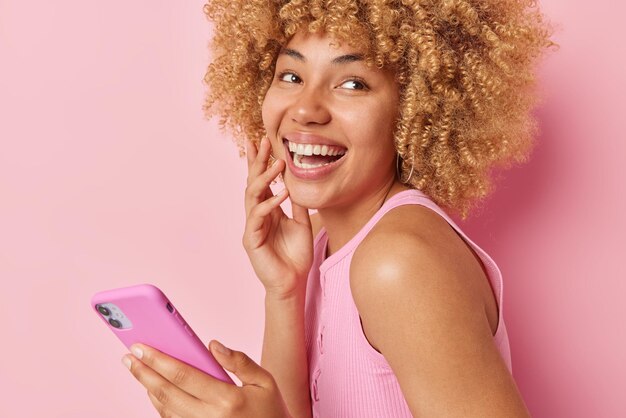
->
[[166, 302, 174, 313], [109, 318, 122, 328], [97, 305, 111, 316]]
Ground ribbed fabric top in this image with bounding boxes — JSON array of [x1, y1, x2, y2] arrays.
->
[[304, 189, 512, 418]]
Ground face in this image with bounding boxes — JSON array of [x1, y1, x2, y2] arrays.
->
[[261, 30, 400, 210]]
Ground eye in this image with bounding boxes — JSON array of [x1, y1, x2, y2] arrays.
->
[[339, 78, 368, 90], [277, 71, 302, 84]]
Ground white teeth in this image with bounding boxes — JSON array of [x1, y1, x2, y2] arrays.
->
[[286, 140, 346, 157], [293, 153, 333, 169]]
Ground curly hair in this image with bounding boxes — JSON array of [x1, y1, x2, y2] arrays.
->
[[202, 0, 557, 219]]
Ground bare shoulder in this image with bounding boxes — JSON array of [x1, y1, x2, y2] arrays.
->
[[349, 205, 528, 416], [350, 204, 489, 320], [350, 204, 490, 336], [351, 204, 498, 339]]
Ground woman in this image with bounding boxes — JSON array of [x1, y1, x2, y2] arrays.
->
[[122, 1, 555, 416]]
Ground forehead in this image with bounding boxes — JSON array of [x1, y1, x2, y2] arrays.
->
[[280, 30, 368, 60], [277, 31, 398, 82]]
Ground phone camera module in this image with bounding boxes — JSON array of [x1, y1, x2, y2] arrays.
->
[[109, 318, 122, 328], [97, 305, 111, 316], [96, 302, 131, 329]]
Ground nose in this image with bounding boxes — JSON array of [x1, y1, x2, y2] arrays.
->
[[288, 86, 331, 126]]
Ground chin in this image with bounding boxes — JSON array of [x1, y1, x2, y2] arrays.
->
[[283, 177, 327, 210], [286, 188, 323, 210]]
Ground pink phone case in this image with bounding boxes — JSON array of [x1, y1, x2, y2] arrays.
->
[[91, 283, 234, 384]]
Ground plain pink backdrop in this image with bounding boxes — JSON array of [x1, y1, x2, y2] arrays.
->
[[1, 1, 623, 417]]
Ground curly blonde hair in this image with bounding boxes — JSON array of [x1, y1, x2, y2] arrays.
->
[[202, 0, 556, 219]]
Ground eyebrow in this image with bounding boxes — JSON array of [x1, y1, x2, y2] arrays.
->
[[279, 48, 364, 65]]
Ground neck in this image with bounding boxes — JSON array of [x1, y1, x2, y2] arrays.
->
[[317, 179, 409, 257]]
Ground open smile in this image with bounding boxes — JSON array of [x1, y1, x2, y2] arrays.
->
[[285, 139, 347, 168], [281, 138, 348, 180]]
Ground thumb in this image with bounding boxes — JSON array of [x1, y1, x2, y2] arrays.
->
[[291, 201, 311, 227], [209, 340, 273, 388]]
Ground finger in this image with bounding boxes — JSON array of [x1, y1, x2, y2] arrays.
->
[[244, 162, 284, 219], [248, 136, 271, 186], [209, 341, 275, 389], [245, 138, 258, 170], [245, 139, 274, 200], [147, 390, 164, 414], [123, 353, 208, 416], [147, 391, 183, 418], [244, 159, 286, 217], [243, 189, 289, 249], [125, 344, 236, 407], [291, 202, 311, 227]]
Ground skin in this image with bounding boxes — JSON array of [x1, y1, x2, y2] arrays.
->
[[123, 30, 530, 417], [122, 341, 289, 418], [262, 30, 406, 256], [122, 137, 303, 418]]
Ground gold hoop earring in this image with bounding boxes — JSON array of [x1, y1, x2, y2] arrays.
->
[[396, 154, 415, 184]]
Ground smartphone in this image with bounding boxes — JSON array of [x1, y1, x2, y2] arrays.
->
[[91, 283, 234, 384]]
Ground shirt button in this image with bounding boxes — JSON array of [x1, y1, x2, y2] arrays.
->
[[318, 332, 324, 354], [313, 380, 319, 401], [312, 368, 321, 402]]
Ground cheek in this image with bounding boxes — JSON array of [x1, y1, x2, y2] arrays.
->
[[371, 102, 400, 151], [342, 104, 397, 148], [261, 98, 271, 130], [261, 88, 283, 134]]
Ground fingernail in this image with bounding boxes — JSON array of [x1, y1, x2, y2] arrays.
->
[[122, 355, 132, 370], [131, 345, 143, 359], [213, 341, 231, 355]]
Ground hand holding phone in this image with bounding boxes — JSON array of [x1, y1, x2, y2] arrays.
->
[[91, 283, 234, 384], [92, 283, 294, 417]]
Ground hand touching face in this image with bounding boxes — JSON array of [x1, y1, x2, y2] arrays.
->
[[262, 30, 400, 211]]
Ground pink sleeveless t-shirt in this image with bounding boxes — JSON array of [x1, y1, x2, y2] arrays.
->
[[304, 189, 512, 418]]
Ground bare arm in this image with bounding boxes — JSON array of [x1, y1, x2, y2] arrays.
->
[[261, 290, 312, 418], [242, 138, 316, 417], [260, 213, 321, 418], [351, 219, 531, 417]]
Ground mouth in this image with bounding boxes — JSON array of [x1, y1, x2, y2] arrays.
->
[[282, 138, 348, 169]]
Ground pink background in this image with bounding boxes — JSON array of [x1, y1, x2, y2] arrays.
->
[[0, 1, 623, 417]]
